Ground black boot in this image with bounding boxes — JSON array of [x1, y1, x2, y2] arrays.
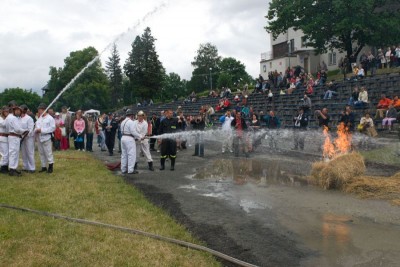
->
[[159, 158, 165, 170], [0, 165, 8, 174], [199, 144, 204, 157], [170, 157, 175, 171], [9, 169, 21, 177], [47, 164, 53, 173], [148, 161, 154, 171], [39, 167, 47, 173], [192, 144, 199, 156]]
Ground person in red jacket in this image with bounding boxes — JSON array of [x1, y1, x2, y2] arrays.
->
[[375, 94, 392, 119], [222, 97, 231, 111]]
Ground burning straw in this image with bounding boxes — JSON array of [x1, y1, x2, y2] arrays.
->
[[310, 153, 400, 206]]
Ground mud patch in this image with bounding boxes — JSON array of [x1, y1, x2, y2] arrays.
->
[[127, 181, 306, 267]]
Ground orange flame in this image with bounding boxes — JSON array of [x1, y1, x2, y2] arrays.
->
[[322, 123, 352, 160]]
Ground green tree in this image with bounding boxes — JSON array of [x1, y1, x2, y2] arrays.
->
[[44, 47, 110, 111], [0, 88, 41, 112], [190, 43, 221, 92], [162, 72, 187, 101], [124, 27, 165, 102], [265, 0, 400, 59], [217, 73, 233, 88], [105, 43, 123, 107], [219, 57, 252, 87]]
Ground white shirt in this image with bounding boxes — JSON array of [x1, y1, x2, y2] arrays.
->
[[20, 114, 35, 137], [132, 119, 147, 138], [120, 118, 141, 139], [5, 114, 24, 135], [222, 116, 234, 132], [0, 116, 7, 142], [36, 114, 56, 142]]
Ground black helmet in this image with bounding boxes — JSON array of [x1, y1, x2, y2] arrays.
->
[[125, 109, 134, 116]]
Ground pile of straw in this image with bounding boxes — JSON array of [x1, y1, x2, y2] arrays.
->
[[310, 152, 400, 205], [310, 153, 366, 189]]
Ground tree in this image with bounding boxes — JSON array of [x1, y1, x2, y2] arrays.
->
[[0, 88, 41, 112], [124, 27, 165, 102], [219, 57, 252, 88], [44, 47, 111, 111], [162, 72, 187, 101], [217, 73, 233, 89], [265, 0, 400, 59], [190, 43, 221, 92], [105, 43, 123, 107]]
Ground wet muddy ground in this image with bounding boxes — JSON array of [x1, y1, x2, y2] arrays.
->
[[93, 139, 400, 267]]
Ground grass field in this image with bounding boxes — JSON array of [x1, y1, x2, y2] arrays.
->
[[0, 150, 220, 267]]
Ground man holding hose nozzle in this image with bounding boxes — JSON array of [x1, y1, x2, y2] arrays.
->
[[133, 111, 154, 171], [35, 103, 56, 173], [158, 109, 178, 171]]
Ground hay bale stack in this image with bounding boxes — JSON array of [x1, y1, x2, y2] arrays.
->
[[310, 153, 366, 189]]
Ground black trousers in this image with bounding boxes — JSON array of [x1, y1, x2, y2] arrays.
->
[[105, 131, 116, 153], [160, 139, 177, 159]]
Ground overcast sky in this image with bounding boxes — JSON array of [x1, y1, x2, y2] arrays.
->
[[0, 0, 271, 94]]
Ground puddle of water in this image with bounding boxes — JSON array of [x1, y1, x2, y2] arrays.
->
[[178, 184, 198, 191], [193, 158, 308, 187], [281, 212, 400, 267], [239, 199, 267, 213]]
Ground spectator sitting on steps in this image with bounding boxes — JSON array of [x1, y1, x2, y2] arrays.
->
[[354, 86, 368, 109]]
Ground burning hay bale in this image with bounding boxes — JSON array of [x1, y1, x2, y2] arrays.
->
[[310, 153, 400, 205], [310, 153, 366, 189]]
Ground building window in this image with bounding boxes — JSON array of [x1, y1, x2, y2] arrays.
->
[[263, 65, 266, 72], [290, 39, 295, 53], [328, 52, 337, 65]]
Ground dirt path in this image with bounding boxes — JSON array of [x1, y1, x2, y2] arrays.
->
[[92, 141, 400, 267]]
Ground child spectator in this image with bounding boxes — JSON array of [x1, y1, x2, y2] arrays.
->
[[382, 104, 398, 131], [54, 123, 62, 151]]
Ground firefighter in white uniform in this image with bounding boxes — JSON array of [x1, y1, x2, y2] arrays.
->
[[5, 105, 25, 176], [20, 105, 35, 173], [133, 111, 154, 171], [35, 103, 56, 173], [0, 106, 9, 174], [120, 109, 142, 174]]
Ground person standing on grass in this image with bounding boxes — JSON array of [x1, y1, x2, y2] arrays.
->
[[20, 105, 35, 173], [102, 112, 118, 156], [0, 106, 9, 174], [120, 109, 142, 175], [35, 103, 56, 174], [86, 116, 95, 152], [5, 104, 25, 177], [73, 111, 86, 151]]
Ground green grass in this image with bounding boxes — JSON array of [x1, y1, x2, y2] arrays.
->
[[0, 150, 220, 267], [360, 145, 400, 166]]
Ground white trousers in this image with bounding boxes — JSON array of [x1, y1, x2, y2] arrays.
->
[[21, 136, 35, 171], [38, 139, 54, 167], [121, 136, 136, 173], [99, 131, 107, 150], [222, 133, 233, 152], [0, 141, 9, 166], [136, 139, 152, 163], [8, 136, 21, 169]]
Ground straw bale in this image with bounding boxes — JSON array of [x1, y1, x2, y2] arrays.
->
[[310, 153, 366, 189]]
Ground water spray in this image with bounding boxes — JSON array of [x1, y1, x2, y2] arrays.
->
[[43, 2, 168, 115]]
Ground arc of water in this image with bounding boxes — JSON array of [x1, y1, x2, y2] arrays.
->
[[43, 2, 168, 115]]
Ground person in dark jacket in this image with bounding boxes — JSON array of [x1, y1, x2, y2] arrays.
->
[[231, 111, 248, 157], [293, 108, 308, 150], [339, 105, 356, 132], [149, 113, 157, 151], [158, 110, 179, 170], [191, 114, 206, 157], [102, 112, 118, 156]]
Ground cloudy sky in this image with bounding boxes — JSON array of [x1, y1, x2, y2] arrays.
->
[[0, 0, 271, 94]]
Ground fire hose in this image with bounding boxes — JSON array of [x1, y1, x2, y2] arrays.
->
[[0, 203, 258, 267]]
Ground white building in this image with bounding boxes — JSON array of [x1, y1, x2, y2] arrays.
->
[[260, 28, 346, 77]]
